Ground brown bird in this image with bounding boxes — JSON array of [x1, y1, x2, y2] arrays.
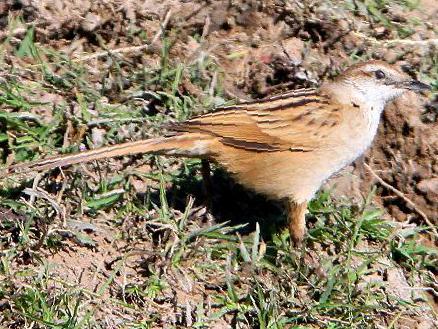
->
[[4, 60, 430, 245]]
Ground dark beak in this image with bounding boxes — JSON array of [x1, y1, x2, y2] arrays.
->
[[401, 80, 431, 92]]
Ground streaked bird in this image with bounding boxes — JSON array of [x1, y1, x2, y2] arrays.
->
[[4, 60, 430, 245]]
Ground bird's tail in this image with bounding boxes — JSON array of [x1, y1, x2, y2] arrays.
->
[[4, 133, 214, 176]]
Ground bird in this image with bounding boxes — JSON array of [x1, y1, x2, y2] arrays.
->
[[3, 60, 430, 245]]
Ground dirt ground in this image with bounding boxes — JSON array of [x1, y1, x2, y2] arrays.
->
[[0, 0, 437, 328]]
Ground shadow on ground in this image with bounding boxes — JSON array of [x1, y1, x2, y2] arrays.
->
[[151, 164, 286, 240]]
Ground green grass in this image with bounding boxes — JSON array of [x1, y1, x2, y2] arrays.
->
[[346, 0, 421, 38]]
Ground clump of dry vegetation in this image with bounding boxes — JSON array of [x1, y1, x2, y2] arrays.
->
[[0, 0, 437, 328]]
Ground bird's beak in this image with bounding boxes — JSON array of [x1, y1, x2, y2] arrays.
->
[[399, 80, 431, 92]]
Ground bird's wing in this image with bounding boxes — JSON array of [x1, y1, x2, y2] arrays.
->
[[168, 89, 343, 152]]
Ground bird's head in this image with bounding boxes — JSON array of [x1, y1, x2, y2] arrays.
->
[[333, 60, 430, 109]]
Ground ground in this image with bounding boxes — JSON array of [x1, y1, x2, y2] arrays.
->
[[0, 0, 437, 328]]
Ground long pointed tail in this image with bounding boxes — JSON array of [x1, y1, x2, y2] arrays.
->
[[4, 133, 214, 176]]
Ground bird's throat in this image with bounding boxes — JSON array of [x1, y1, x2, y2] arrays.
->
[[322, 80, 388, 114]]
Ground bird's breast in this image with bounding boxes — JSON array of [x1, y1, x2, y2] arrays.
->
[[329, 105, 382, 170]]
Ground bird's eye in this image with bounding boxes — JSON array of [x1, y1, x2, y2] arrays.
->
[[375, 70, 386, 80]]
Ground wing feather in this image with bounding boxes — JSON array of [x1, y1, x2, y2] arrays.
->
[[168, 89, 343, 152]]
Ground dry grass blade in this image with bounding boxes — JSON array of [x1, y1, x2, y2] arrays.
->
[[352, 31, 438, 47], [365, 163, 437, 241], [73, 9, 172, 62]]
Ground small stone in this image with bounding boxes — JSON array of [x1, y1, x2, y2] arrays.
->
[[81, 12, 102, 32], [417, 178, 438, 194], [281, 38, 304, 65], [91, 128, 106, 147]]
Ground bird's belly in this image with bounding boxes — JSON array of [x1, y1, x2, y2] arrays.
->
[[216, 131, 377, 203]]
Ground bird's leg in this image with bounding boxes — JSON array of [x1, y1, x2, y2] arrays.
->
[[201, 159, 213, 208], [285, 200, 308, 247], [286, 200, 326, 277]]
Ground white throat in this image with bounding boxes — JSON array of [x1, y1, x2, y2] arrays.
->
[[322, 79, 402, 157], [329, 81, 393, 112]]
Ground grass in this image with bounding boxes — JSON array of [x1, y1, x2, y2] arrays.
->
[[347, 0, 421, 38], [0, 2, 437, 328]]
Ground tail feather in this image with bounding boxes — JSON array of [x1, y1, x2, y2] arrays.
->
[[5, 134, 214, 176]]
